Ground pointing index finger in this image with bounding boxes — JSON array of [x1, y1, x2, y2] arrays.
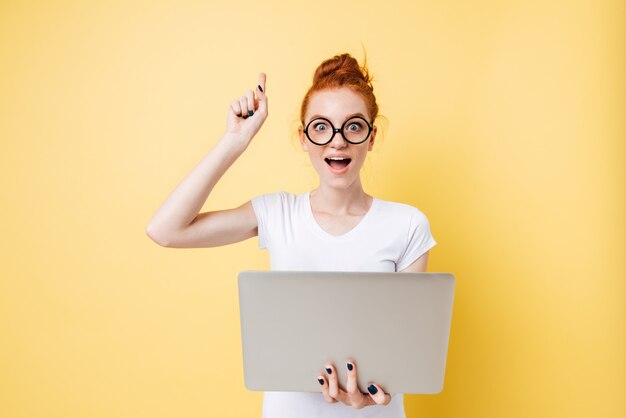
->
[[258, 73, 267, 94]]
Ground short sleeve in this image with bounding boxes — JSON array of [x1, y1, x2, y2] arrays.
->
[[251, 194, 270, 250], [396, 209, 437, 271], [251, 192, 286, 250]]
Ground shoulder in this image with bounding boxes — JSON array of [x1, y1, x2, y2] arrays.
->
[[250, 190, 304, 215], [374, 198, 431, 225], [252, 191, 300, 206]]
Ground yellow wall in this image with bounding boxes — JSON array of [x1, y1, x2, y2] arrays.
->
[[1, 0, 624, 417]]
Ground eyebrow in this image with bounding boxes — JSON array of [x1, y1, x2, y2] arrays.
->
[[306, 112, 368, 122]]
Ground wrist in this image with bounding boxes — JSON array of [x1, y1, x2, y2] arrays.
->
[[219, 131, 251, 153]]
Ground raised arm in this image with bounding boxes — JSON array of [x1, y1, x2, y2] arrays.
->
[[146, 73, 268, 248]]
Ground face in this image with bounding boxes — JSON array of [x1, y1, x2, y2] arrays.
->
[[298, 88, 377, 190]]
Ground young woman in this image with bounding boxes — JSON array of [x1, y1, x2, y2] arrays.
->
[[147, 53, 437, 418]]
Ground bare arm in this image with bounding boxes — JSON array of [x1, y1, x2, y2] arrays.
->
[[146, 73, 268, 248], [399, 251, 429, 273]]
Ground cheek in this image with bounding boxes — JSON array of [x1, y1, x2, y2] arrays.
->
[[307, 150, 325, 165], [353, 148, 369, 162]]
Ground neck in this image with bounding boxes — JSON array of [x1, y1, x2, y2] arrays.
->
[[310, 179, 371, 215]]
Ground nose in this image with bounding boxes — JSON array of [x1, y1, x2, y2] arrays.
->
[[329, 129, 348, 148]]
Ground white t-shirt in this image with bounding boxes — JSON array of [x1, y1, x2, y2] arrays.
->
[[250, 191, 437, 418]]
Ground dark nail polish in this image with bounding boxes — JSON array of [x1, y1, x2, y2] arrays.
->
[[248, 110, 254, 116], [347, 363, 353, 371], [325, 368, 332, 374], [318, 378, 324, 385], [258, 84, 264, 93], [368, 385, 378, 395], [243, 115, 248, 119]]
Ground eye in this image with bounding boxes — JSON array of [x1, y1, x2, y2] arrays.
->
[[311, 120, 331, 132], [346, 121, 364, 131]]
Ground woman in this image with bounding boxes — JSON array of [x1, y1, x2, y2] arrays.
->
[[147, 53, 436, 418]]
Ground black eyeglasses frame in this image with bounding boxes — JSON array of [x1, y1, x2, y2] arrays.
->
[[303, 115, 373, 146]]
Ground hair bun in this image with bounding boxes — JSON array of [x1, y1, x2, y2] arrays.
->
[[312, 53, 372, 87]]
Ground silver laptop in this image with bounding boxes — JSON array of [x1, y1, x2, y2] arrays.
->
[[237, 271, 455, 394]]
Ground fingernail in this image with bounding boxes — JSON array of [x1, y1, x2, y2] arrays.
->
[[318, 378, 324, 385], [347, 362, 353, 371], [325, 367, 332, 374], [248, 110, 254, 117], [258, 84, 264, 93], [243, 115, 248, 119], [367, 385, 378, 395]]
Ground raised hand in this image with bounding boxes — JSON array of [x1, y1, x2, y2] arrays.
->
[[317, 359, 392, 409], [226, 73, 268, 142]]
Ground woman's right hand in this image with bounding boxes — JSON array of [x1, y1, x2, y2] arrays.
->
[[226, 73, 268, 144]]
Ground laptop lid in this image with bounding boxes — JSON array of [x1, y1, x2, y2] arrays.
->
[[237, 271, 455, 394]]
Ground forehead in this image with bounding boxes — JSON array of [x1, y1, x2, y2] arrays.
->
[[305, 88, 369, 122]]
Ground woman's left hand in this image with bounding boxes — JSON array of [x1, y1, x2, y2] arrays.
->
[[317, 359, 392, 409]]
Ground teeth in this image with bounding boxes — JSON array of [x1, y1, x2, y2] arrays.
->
[[328, 157, 348, 160]]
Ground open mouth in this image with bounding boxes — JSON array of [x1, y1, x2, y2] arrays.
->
[[325, 157, 352, 170]]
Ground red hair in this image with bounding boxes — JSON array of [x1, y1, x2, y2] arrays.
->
[[300, 53, 379, 124]]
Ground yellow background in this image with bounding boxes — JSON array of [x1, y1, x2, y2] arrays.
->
[[1, 0, 624, 417]]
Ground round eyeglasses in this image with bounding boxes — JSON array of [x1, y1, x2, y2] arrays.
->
[[303, 116, 373, 146]]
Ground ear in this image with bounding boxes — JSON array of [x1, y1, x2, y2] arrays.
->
[[298, 125, 309, 152], [367, 125, 377, 151]]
